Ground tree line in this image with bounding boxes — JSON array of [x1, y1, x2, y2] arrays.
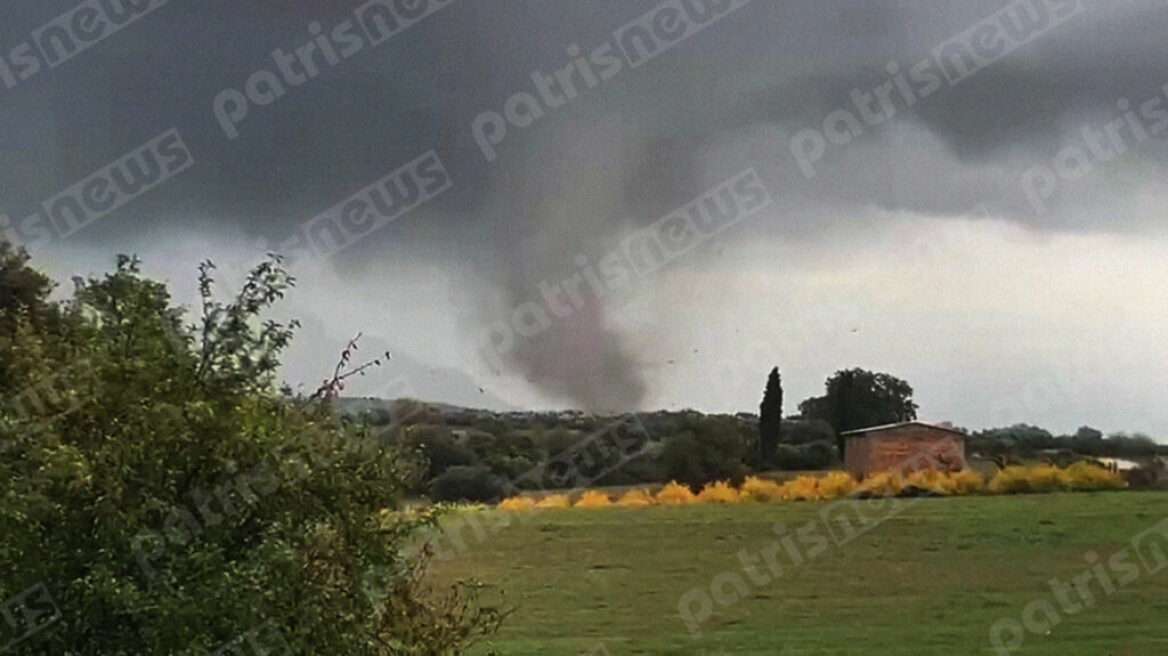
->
[[354, 363, 1164, 505]]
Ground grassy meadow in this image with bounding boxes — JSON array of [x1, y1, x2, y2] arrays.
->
[[430, 492, 1168, 655]]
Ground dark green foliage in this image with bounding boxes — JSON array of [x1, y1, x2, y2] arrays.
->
[[798, 368, 919, 456], [967, 424, 1163, 460], [401, 426, 479, 481], [465, 431, 500, 460], [758, 368, 782, 465], [773, 441, 838, 470], [0, 250, 502, 654], [0, 241, 53, 325], [782, 418, 837, 446], [484, 455, 537, 483], [1075, 426, 1103, 441], [429, 466, 507, 503], [593, 451, 666, 486], [541, 428, 579, 460], [661, 414, 747, 489]]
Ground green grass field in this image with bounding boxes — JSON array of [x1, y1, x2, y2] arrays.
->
[[429, 492, 1168, 655]]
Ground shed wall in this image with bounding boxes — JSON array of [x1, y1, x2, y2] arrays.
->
[[844, 425, 965, 478]]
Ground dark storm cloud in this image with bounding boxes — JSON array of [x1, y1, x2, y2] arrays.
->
[[2, 0, 1167, 243], [3, 0, 1168, 421]]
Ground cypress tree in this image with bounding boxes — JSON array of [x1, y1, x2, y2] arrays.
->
[[759, 367, 783, 464]]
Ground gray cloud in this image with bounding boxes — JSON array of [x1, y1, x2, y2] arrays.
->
[[4, 0, 1168, 434]]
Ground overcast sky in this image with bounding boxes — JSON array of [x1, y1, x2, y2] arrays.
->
[[3, 0, 1168, 437]]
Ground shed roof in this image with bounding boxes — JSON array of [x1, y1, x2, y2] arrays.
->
[[839, 421, 966, 437]]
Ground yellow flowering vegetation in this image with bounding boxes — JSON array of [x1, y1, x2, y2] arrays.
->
[[816, 471, 859, 498], [779, 475, 823, 501], [615, 489, 655, 507], [990, 463, 1126, 494], [493, 463, 1125, 511], [497, 495, 537, 512], [696, 481, 744, 504], [948, 468, 987, 495], [740, 476, 784, 502], [574, 490, 614, 508], [534, 494, 571, 509], [904, 469, 953, 495], [655, 481, 697, 505], [1062, 461, 1128, 490]]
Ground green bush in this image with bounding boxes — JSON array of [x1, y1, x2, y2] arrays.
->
[[773, 440, 837, 470], [781, 419, 836, 446], [402, 426, 480, 480], [429, 466, 507, 503], [662, 424, 746, 489]]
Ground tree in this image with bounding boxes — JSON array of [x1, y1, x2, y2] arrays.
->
[[799, 368, 919, 456], [781, 418, 836, 446], [758, 367, 782, 465], [429, 466, 506, 503], [661, 413, 746, 489], [0, 253, 503, 654], [1074, 426, 1103, 441], [0, 240, 53, 320]]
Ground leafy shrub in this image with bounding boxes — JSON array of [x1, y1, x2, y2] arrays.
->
[[465, 430, 500, 459], [661, 423, 746, 489], [655, 481, 696, 505], [597, 452, 666, 487], [774, 441, 837, 471], [402, 426, 478, 480], [988, 462, 1125, 494], [574, 490, 613, 508], [740, 476, 784, 502], [696, 481, 743, 504], [485, 454, 537, 482], [990, 465, 1070, 494], [615, 489, 655, 507], [1063, 461, 1126, 490], [816, 471, 858, 499], [782, 419, 837, 446], [1031, 465, 1071, 492], [429, 465, 506, 503]]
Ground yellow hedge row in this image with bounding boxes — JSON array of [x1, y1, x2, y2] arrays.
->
[[989, 462, 1126, 494], [494, 464, 1126, 510]]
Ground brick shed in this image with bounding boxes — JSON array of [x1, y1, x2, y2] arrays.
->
[[841, 421, 966, 479]]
